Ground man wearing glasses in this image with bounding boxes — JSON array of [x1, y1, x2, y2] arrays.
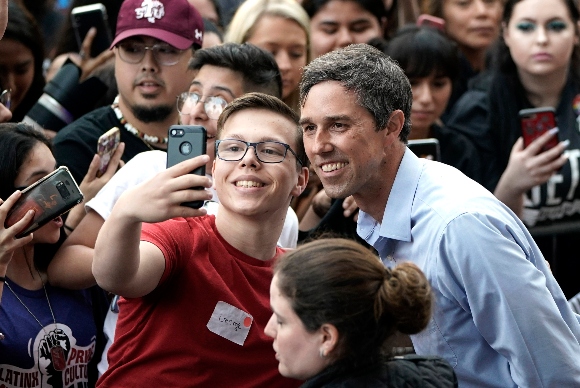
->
[[52, 0, 204, 183], [49, 43, 302, 375], [92, 92, 308, 386]]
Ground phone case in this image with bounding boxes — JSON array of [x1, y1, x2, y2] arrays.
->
[[519, 107, 559, 151], [5, 167, 84, 238], [96, 127, 121, 177], [167, 125, 207, 209], [407, 138, 441, 161], [71, 3, 113, 57], [416, 14, 446, 32]]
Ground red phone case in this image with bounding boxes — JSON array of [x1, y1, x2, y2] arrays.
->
[[519, 107, 559, 152]]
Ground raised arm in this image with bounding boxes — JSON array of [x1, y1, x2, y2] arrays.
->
[[92, 156, 212, 298]]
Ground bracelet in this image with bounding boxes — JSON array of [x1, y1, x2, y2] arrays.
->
[[0, 276, 5, 283], [63, 224, 75, 232]]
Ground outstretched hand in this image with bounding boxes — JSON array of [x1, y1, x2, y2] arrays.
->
[[77, 27, 115, 82], [115, 155, 213, 224]]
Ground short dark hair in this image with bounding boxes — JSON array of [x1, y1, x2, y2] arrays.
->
[[189, 42, 282, 98], [0, 123, 52, 201], [216, 92, 307, 166], [275, 238, 432, 367], [300, 44, 412, 142], [302, 0, 387, 25], [383, 24, 459, 82]]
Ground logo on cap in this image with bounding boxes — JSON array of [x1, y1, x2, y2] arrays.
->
[[135, 0, 165, 23]]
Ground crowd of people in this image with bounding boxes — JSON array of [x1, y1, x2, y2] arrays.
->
[[1, 0, 580, 386]]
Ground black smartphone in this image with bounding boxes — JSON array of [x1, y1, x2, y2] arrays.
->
[[5, 167, 84, 238], [71, 3, 113, 58], [407, 138, 441, 161], [519, 107, 559, 152], [166, 125, 207, 209]]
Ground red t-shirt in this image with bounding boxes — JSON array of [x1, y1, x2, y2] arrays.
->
[[98, 215, 300, 387]]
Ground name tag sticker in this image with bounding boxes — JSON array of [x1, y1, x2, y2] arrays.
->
[[207, 301, 253, 346]]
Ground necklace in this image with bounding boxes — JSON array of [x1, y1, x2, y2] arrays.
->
[[5, 277, 67, 371], [111, 95, 168, 146]]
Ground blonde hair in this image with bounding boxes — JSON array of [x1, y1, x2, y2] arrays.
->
[[225, 0, 311, 111]]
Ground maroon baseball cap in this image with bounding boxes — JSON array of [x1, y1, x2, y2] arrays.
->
[[111, 0, 204, 50]]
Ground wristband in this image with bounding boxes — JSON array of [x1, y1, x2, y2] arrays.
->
[[63, 224, 75, 232]]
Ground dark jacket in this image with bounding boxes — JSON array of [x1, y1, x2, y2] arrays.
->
[[301, 355, 458, 388]]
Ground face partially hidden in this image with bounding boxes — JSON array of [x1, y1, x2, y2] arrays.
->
[[310, 0, 383, 59], [264, 274, 329, 380], [180, 65, 245, 169], [300, 81, 392, 200], [211, 108, 307, 218], [409, 73, 452, 137], [114, 36, 193, 120], [503, 0, 578, 78], [442, 0, 502, 53], [0, 38, 34, 112], [247, 15, 308, 100], [14, 143, 61, 244]]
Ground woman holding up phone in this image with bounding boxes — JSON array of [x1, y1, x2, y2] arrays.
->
[[446, 0, 580, 298], [0, 123, 122, 386]]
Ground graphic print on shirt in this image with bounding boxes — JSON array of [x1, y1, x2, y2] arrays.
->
[[206, 301, 253, 346], [0, 323, 95, 388]]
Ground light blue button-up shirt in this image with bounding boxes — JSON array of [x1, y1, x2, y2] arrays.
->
[[358, 149, 580, 387]]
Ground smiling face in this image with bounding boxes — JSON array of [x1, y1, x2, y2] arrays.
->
[[114, 36, 193, 121], [409, 73, 452, 137], [246, 15, 308, 100], [310, 0, 383, 59], [180, 65, 245, 168], [14, 142, 61, 244], [264, 274, 329, 380], [0, 38, 34, 112], [212, 107, 307, 218], [503, 0, 578, 78], [300, 81, 396, 200], [442, 0, 502, 53]]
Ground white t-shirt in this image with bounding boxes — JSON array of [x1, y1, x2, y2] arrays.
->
[[90, 150, 299, 375]]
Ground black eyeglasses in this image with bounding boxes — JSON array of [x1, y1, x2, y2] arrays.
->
[[177, 92, 228, 120], [1, 89, 11, 109], [116, 41, 184, 66], [216, 139, 303, 165]]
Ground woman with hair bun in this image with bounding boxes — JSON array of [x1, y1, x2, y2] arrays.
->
[[265, 238, 457, 387]]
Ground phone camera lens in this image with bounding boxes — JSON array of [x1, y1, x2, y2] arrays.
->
[[179, 141, 192, 155], [56, 181, 71, 199]]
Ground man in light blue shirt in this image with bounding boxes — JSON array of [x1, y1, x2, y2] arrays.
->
[[298, 44, 580, 387]]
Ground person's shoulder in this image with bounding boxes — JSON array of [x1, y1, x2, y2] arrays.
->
[[384, 355, 458, 387], [53, 106, 117, 144]]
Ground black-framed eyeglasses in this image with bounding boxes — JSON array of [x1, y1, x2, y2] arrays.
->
[[116, 41, 184, 66], [1, 89, 11, 110], [177, 92, 227, 120], [216, 139, 303, 165]]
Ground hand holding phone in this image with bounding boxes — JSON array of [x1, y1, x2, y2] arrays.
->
[[519, 107, 559, 152], [166, 125, 208, 209], [4, 167, 84, 238], [416, 14, 446, 32], [97, 127, 121, 177], [71, 3, 113, 58]]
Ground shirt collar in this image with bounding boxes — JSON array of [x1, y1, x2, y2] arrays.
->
[[358, 148, 424, 243]]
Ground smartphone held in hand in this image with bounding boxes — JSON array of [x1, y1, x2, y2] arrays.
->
[[5, 167, 84, 238], [96, 127, 121, 177], [71, 3, 113, 57], [167, 125, 207, 209], [519, 107, 559, 152]]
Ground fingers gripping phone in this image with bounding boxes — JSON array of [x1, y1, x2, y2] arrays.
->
[[96, 127, 121, 177], [5, 167, 84, 238], [167, 125, 207, 209], [519, 107, 559, 152], [71, 3, 113, 57]]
